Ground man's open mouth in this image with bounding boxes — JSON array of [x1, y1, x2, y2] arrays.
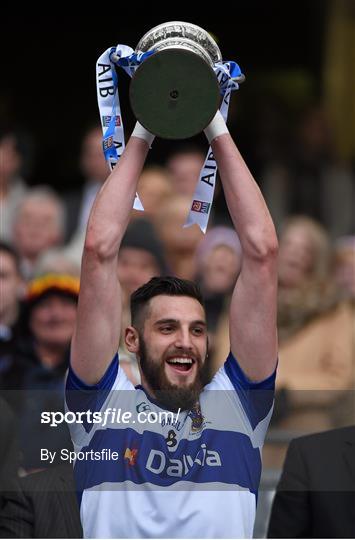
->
[[165, 357, 195, 373]]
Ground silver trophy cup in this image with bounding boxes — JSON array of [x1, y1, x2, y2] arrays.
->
[[129, 22, 224, 139]]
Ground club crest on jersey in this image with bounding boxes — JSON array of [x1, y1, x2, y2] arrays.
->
[[188, 402, 204, 432]]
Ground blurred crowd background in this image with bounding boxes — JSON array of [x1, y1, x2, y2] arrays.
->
[[1, 1, 354, 537]]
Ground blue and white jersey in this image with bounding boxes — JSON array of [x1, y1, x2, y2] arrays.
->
[[65, 352, 275, 538]]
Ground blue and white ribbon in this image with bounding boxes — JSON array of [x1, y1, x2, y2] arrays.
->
[[184, 61, 242, 232], [96, 45, 153, 211], [96, 45, 243, 227]]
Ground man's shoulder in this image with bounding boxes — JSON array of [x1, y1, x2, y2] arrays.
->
[[283, 426, 355, 494], [19, 464, 76, 493], [2, 465, 83, 539], [290, 425, 355, 452], [204, 363, 233, 391]]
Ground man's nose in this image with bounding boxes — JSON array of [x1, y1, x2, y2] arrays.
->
[[174, 329, 193, 350]]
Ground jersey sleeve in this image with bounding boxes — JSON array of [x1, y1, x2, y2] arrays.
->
[[65, 353, 134, 444], [207, 351, 276, 438]]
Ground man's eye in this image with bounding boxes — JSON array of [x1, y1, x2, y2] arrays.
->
[[192, 327, 204, 335], [161, 326, 173, 333]]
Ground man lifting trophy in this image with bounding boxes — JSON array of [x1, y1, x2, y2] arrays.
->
[[66, 21, 278, 539]]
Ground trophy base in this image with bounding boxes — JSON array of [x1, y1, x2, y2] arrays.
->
[[130, 49, 220, 139]]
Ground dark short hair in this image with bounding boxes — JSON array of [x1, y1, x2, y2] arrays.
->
[[130, 276, 204, 329]]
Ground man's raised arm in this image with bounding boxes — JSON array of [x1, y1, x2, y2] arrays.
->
[[71, 125, 154, 385], [205, 112, 278, 381]]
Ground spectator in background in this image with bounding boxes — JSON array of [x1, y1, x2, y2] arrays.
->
[[194, 226, 242, 373], [165, 144, 205, 196], [165, 144, 231, 228], [0, 242, 24, 395], [155, 195, 203, 280], [12, 187, 65, 281], [333, 236, 355, 300], [133, 165, 174, 223], [0, 242, 23, 341], [6, 273, 79, 472], [331, 235, 355, 428], [262, 104, 354, 238], [117, 219, 167, 384], [61, 125, 109, 268], [34, 247, 81, 279], [0, 130, 30, 242], [277, 215, 336, 340], [64, 125, 108, 243], [264, 216, 354, 468]]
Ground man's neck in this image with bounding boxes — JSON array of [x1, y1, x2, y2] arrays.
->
[[139, 373, 155, 398]]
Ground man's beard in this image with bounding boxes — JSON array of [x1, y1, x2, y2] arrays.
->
[[138, 336, 210, 412]]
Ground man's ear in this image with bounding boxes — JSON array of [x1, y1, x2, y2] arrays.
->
[[125, 326, 140, 354]]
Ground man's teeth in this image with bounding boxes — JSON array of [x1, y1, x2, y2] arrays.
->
[[167, 358, 193, 364]]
